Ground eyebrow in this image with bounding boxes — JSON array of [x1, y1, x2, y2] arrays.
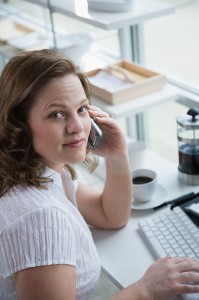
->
[[44, 98, 89, 110]]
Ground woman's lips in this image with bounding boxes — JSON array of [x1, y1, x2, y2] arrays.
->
[[63, 139, 85, 148]]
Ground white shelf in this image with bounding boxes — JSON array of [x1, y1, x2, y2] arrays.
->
[[21, 0, 174, 31], [90, 83, 181, 119]]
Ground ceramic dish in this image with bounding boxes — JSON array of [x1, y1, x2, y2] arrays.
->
[[131, 184, 168, 210], [8, 32, 48, 49], [50, 33, 92, 63]]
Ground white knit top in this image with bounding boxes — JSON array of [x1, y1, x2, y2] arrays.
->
[[0, 167, 101, 300]]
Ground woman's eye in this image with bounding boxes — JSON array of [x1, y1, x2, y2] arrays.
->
[[78, 105, 88, 114], [49, 111, 65, 119]]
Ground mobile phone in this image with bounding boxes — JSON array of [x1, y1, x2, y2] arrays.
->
[[88, 118, 103, 149], [184, 202, 199, 217], [183, 198, 199, 227]]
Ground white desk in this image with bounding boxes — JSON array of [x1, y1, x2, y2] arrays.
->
[[91, 148, 199, 289]]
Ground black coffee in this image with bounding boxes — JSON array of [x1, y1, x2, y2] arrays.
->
[[179, 144, 199, 175], [133, 176, 153, 184]]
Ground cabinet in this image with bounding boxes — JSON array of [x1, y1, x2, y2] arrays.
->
[[0, 0, 119, 71]]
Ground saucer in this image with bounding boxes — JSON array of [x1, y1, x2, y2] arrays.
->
[[131, 184, 168, 210]]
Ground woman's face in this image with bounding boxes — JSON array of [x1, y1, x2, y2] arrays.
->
[[28, 74, 91, 173]]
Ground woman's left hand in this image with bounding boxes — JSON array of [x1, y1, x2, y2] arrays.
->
[[88, 105, 127, 160]]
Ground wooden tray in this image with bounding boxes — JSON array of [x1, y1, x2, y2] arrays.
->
[[85, 60, 166, 104], [0, 19, 34, 44]]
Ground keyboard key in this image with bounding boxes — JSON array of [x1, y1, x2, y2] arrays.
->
[[145, 236, 167, 258]]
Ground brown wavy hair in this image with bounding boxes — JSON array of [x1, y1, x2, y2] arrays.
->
[[0, 49, 98, 197]]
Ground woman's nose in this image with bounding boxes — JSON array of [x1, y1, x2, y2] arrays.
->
[[66, 116, 84, 134]]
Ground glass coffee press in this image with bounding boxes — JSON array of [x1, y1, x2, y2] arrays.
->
[[177, 107, 199, 185]]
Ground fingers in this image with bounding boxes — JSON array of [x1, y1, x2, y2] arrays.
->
[[162, 257, 199, 276], [158, 257, 199, 292], [144, 257, 199, 299], [157, 256, 199, 269], [88, 105, 114, 120], [88, 105, 102, 112], [177, 259, 199, 273], [179, 282, 199, 294], [178, 271, 199, 283], [167, 256, 199, 272]]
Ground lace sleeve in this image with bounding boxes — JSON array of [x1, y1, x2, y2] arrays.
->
[[0, 207, 77, 278]]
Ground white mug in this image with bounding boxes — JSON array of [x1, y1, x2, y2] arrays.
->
[[132, 168, 157, 203]]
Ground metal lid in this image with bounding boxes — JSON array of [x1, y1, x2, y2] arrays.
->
[[177, 108, 199, 129]]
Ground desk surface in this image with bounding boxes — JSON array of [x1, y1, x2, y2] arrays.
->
[[26, 0, 174, 30], [91, 148, 199, 289]]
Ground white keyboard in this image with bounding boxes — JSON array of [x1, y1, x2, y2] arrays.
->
[[138, 207, 199, 300]]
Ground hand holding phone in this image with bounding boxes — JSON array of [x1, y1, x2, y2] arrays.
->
[[88, 119, 103, 149]]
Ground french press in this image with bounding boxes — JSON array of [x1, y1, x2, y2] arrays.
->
[[177, 108, 199, 185]]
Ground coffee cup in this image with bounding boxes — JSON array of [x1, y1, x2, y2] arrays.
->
[[132, 168, 157, 203]]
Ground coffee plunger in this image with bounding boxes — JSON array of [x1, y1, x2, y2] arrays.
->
[[177, 107, 199, 185]]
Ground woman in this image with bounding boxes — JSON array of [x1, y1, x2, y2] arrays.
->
[[0, 49, 199, 300]]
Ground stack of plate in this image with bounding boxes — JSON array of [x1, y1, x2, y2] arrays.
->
[[8, 32, 49, 50], [87, 0, 134, 12], [8, 32, 93, 64]]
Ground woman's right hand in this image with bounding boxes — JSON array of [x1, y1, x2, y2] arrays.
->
[[138, 256, 199, 300], [110, 256, 199, 300]]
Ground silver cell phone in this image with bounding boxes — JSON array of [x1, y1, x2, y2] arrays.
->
[[88, 118, 103, 149]]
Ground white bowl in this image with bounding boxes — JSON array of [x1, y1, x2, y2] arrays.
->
[[52, 33, 92, 63], [87, 0, 134, 12]]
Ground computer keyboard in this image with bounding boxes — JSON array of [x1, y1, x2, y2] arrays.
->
[[138, 207, 199, 300]]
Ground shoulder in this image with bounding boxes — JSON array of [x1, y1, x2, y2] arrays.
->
[[0, 206, 78, 278], [0, 182, 69, 231]]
